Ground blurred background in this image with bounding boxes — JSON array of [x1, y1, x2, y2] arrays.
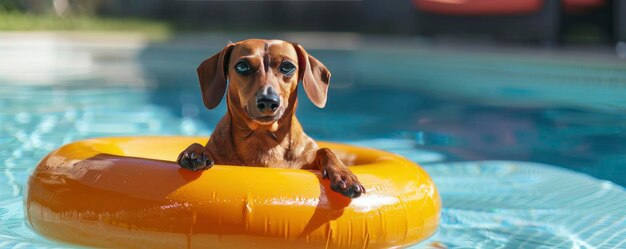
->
[[1, 1, 626, 248], [1, 0, 625, 45], [1, 0, 625, 43]]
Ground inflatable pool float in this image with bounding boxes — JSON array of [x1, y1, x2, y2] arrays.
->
[[25, 136, 441, 249]]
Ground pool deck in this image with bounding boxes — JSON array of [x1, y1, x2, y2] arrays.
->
[[0, 31, 623, 58]]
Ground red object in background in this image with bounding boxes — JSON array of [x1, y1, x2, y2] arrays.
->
[[414, 0, 605, 16], [413, 0, 544, 16]]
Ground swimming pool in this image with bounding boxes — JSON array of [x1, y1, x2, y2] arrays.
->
[[1, 33, 625, 248]]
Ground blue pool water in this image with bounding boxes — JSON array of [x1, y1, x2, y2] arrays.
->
[[1, 35, 626, 248]]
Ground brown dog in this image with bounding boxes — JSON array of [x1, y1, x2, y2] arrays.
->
[[177, 39, 364, 198]]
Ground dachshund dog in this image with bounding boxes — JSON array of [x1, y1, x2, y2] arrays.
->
[[177, 39, 364, 198]]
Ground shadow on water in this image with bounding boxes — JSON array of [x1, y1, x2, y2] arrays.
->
[[136, 37, 626, 187]]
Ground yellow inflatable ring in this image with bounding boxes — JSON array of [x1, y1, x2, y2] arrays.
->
[[26, 136, 440, 249]]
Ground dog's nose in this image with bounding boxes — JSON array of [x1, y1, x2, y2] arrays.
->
[[256, 87, 280, 113]]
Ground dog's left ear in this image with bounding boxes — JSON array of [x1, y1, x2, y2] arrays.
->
[[293, 43, 331, 108], [197, 43, 235, 110]]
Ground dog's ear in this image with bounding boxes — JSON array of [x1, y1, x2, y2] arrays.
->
[[197, 43, 235, 110], [293, 43, 331, 108]]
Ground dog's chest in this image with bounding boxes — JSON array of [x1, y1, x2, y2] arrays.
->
[[238, 133, 308, 168]]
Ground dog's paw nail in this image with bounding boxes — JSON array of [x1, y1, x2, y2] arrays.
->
[[202, 159, 214, 169], [351, 184, 364, 198], [331, 178, 347, 192], [343, 184, 364, 198], [339, 180, 347, 189]]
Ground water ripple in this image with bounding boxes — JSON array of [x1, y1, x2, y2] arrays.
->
[[416, 161, 626, 249]]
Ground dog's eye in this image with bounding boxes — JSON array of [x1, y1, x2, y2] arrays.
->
[[235, 61, 251, 74], [279, 62, 296, 75]]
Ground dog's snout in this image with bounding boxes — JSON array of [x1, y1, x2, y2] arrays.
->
[[256, 87, 280, 113]]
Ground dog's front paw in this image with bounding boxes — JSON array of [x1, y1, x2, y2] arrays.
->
[[177, 143, 214, 171], [323, 167, 365, 198]]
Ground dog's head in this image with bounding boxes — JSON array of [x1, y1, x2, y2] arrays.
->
[[197, 39, 330, 127]]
